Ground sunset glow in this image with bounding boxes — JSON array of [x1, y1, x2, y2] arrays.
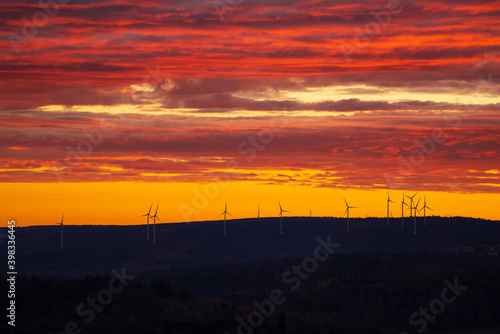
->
[[1, 0, 499, 224]]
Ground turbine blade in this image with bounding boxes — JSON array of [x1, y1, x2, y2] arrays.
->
[[344, 208, 348, 216], [148, 203, 152, 214], [155, 203, 159, 215], [227, 212, 233, 217], [343, 197, 348, 206]]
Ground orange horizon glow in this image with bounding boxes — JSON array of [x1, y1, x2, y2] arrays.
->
[[1, 182, 499, 227]]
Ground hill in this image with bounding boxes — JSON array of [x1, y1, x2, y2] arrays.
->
[[2, 216, 499, 278]]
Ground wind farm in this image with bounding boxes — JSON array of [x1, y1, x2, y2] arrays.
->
[[2, 0, 499, 332], [133, 193, 446, 237], [43, 191, 479, 248], [50, 192, 448, 254], [127, 192, 479, 243]]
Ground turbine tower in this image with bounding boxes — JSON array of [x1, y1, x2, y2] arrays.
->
[[278, 201, 290, 235], [421, 196, 434, 226], [141, 203, 153, 240], [151, 203, 161, 244], [413, 197, 421, 235], [405, 192, 418, 217], [401, 193, 409, 228], [220, 201, 232, 236], [343, 197, 358, 233], [386, 193, 395, 225], [309, 209, 313, 218], [257, 204, 260, 218], [56, 215, 64, 249]]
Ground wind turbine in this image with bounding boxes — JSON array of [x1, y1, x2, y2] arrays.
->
[[257, 204, 260, 218], [308, 209, 313, 218], [56, 215, 64, 249], [343, 197, 358, 233], [141, 203, 153, 240], [151, 203, 161, 244], [278, 201, 290, 235], [405, 192, 418, 217], [220, 201, 232, 236], [413, 197, 421, 235], [386, 192, 395, 225], [421, 196, 434, 226], [401, 193, 409, 228]]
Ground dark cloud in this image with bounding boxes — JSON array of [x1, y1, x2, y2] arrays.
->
[[0, 0, 498, 193]]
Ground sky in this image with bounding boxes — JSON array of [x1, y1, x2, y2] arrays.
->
[[1, 0, 499, 225]]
